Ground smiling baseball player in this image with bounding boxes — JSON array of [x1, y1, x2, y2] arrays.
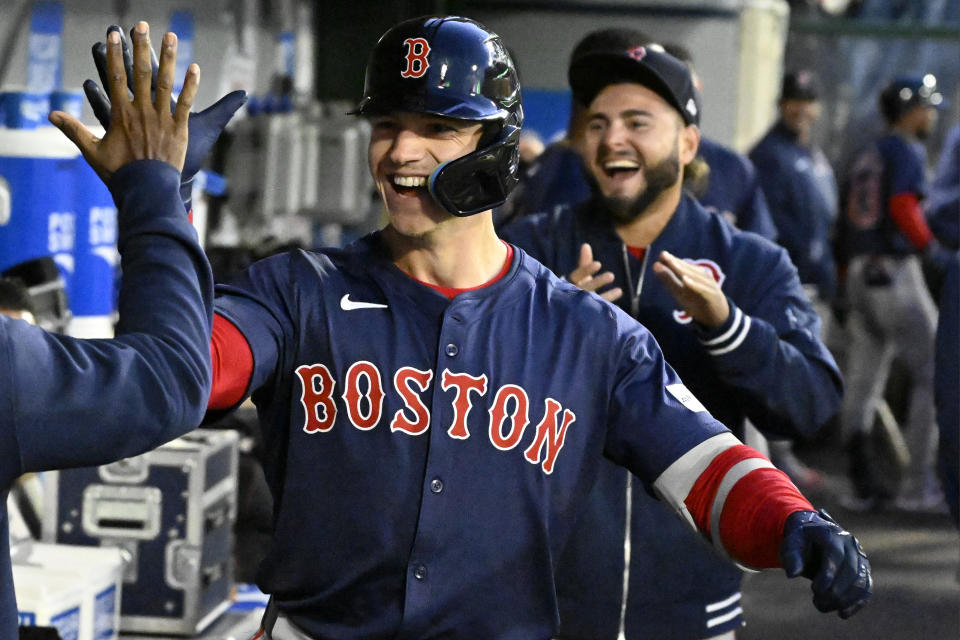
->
[[88, 16, 872, 639], [501, 45, 847, 639]]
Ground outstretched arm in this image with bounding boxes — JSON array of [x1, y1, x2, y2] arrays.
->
[[0, 23, 213, 483], [654, 435, 871, 618], [607, 319, 869, 621]]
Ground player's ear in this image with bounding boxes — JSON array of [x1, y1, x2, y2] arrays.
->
[[678, 122, 700, 166]]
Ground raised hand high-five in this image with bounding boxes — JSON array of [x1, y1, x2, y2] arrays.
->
[[84, 25, 247, 212], [49, 22, 197, 184]]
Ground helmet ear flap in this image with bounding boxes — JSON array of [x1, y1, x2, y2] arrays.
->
[[429, 123, 521, 216]]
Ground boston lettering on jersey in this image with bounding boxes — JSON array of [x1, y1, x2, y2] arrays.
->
[[295, 361, 576, 474]]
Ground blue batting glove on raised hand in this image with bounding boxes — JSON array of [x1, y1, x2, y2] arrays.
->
[[84, 25, 247, 213], [780, 509, 872, 619]]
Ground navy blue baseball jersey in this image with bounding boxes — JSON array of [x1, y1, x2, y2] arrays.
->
[[501, 194, 842, 639], [751, 121, 839, 298], [698, 136, 779, 242], [0, 162, 214, 639], [209, 233, 733, 639], [842, 132, 928, 258]]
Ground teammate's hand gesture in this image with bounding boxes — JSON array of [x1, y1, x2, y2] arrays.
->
[[652, 250, 729, 328], [49, 22, 197, 183], [568, 243, 623, 302]]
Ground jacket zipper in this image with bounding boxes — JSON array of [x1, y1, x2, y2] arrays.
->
[[618, 241, 650, 638]]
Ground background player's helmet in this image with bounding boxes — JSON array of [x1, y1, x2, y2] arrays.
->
[[879, 75, 944, 124], [353, 16, 523, 216]]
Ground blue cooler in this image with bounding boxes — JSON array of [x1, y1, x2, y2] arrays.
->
[[0, 127, 78, 300], [49, 89, 83, 120], [0, 90, 51, 130]]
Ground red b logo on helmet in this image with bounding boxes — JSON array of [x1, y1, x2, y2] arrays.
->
[[401, 38, 431, 78]]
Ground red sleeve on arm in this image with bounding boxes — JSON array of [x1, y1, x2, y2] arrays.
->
[[208, 313, 254, 410], [684, 444, 814, 569], [889, 192, 933, 249]]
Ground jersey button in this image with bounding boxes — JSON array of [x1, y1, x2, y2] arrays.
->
[[430, 478, 443, 494], [445, 343, 459, 357], [414, 564, 428, 580]]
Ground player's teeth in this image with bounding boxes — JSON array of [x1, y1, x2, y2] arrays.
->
[[604, 160, 639, 170], [394, 176, 427, 187]]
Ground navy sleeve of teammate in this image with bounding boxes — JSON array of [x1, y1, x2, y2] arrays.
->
[[0, 161, 213, 482], [693, 243, 843, 438]]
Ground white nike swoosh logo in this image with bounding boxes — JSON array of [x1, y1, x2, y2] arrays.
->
[[340, 294, 389, 311]]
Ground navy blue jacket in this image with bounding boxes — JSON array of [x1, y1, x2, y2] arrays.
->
[[698, 136, 779, 242], [501, 194, 841, 639], [0, 162, 214, 638], [211, 234, 731, 639], [928, 123, 959, 250], [936, 252, 959, 526], [751, 122, 839, 298]]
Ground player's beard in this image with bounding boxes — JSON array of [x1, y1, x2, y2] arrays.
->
[[588, 145, 682, 225]]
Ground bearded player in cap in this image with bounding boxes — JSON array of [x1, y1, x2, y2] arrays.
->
[[502, 46, 848, 639], [85, 16, 870, 639]]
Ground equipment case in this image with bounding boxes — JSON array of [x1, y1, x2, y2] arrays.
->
[[43, 428, 239, 635]]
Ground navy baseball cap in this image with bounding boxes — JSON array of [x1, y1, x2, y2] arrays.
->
[[569, 45, 701, 126], [781, 70, 821, 102]]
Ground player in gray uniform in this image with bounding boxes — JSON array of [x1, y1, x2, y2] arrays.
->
[[839, 75, 948, 509]]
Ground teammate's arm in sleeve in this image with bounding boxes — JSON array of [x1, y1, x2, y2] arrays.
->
[[889, 192, 934, 249], [0, 23, 214, 484], [885, 138, 936, 250]]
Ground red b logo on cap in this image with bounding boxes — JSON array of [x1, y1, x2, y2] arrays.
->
[[627, 46, 646, 61], [401, 38, 431, 78]]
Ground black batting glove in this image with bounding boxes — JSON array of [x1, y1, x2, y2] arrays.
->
[[780, 509, 872, 619], [84, 25, 246, 213]]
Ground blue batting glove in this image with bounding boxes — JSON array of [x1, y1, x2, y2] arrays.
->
[[780, 509, 872, 619], [84, 25, 247, 212]]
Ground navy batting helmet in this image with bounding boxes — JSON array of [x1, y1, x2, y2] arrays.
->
[[879, 74, 944, 124], [354, 16, 523, 216]]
